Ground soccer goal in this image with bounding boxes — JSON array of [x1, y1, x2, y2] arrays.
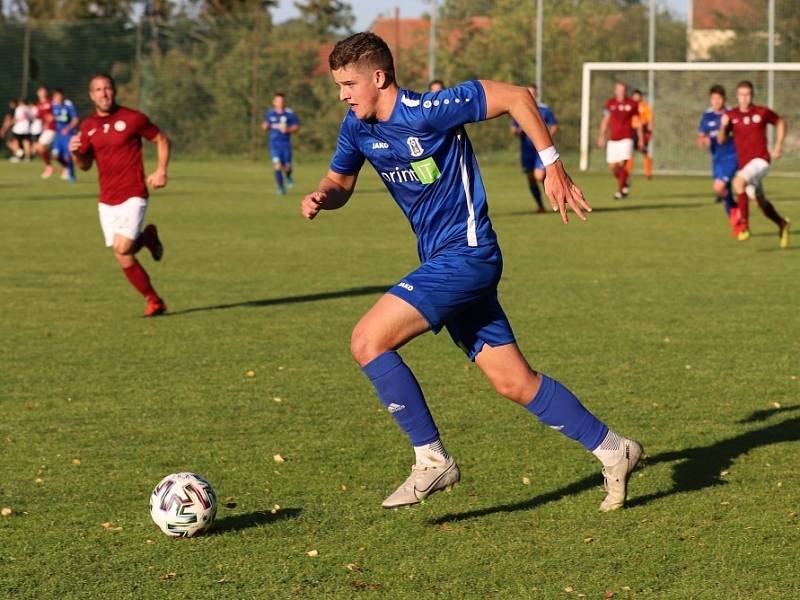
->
[[579, 62, 800, 176]]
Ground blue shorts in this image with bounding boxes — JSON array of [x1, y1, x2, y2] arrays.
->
[[521, 150, 543, 172], [387, 246, 516, 360], [712, 156, 738, 183], [52, 135, 71, 159], [270, 144, 292, 167]]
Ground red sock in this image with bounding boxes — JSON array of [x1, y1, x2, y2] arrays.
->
[[40, 148, 50, 165], [122, 260, 159, 302], [616, 165, 627, 191], [737, 192, 749, 229]]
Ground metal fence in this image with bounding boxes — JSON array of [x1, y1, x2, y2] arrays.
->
[[2, 1, 799, 164]]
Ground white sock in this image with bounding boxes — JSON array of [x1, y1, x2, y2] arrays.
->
[[592, 430, 624, 467], [414, 438, 449, 466]]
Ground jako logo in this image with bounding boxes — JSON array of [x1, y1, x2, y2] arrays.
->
[[398, 281, 414, 292], [372, 141, 389, 149]]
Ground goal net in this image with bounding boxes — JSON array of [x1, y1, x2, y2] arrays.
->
[[580, 62, 800, 176]]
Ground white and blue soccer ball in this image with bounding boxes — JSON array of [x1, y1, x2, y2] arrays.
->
[[149, 472, 217, 538]]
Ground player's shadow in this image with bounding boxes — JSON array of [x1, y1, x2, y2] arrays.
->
[[2, 193, 99, 202], [429, 409, 800, 525], [166, 285, 390, 316], [589, 201, 707, 213], [210, 507, 301, 535]]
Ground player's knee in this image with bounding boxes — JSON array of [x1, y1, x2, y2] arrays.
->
[[350, 326, 381, 367], [112, 239, 135, 255], [490, 375, 538, 404], [713, 181, 727, 196]]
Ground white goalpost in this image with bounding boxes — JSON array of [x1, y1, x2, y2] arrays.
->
[[579, 62, 800, 174]]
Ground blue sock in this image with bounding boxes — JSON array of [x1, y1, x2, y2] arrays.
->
[[362, 351, 439, 446], [723, 186, 736, 214], [274, 170, 284, 189], [524, 375, 608, 451]]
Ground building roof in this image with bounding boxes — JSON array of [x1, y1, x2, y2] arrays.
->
[[693, 0, 764, 30]]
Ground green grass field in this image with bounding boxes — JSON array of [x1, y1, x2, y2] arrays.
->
[[1, 157, 798, 599]]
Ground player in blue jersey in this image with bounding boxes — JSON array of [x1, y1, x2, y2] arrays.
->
[[697, 84, 740, 235], [510, 84, 559, 213], [301, 32, 643, 512], [261, 93, 300, 195], [51, 88, 79, 182]]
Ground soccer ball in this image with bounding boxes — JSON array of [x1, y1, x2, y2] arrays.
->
[[149, 472, 217, 538]]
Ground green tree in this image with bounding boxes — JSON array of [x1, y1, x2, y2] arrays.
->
[[294, 0, 354, 36]]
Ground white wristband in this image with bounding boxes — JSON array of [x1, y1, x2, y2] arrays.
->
[[538, 145, 560, 167]]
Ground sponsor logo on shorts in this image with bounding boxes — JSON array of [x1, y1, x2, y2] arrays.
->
[[372, 141, 389, 149], [387, 402, 406, 414], [397, 281, 414, 292]]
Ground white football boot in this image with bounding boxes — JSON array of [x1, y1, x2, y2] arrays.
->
[[382, 457, 461, 509], [599, 438, 644, 512]]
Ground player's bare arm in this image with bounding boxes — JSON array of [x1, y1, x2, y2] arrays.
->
[[597, 114, 610, 148], [636, 121, 645, 150], [479, 80, 591, 223], [69, 134, 93, 170], [63, 115, 79, 137], [717, 114, 731, 144], [772, 117, 785, 160], [302, 169, 358, 220], [146, 132, 171, 189]]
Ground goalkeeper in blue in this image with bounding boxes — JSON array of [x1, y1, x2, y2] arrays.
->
[[301, 32, 643, 512]]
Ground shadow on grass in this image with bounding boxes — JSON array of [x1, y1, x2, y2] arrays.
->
[[493, 201, 707, 219], [210, 507, 302, 535], [430, 413, 800, 524], [2, 193, 99, 202], [589, 201, 707, 213], [166, 285, 390, 316]]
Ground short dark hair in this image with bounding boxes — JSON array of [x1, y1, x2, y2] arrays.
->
[[273, 92, 285, 99], [428, 79, 444, 89], [632, 89, 643, 96], [737, 80, 754, 92], [52, 87, 64, 95], [89, 73, 116, 90], [329, 32, 395, 83], [709, 84, 726, 98]]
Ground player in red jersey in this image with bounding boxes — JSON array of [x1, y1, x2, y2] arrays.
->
[[719, 80, 790, 248], [69, 74, 171, 316], [598, 81, 644, 200], [33, 86, 56, 179]]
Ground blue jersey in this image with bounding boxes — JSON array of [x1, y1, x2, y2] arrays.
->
[[698, 108, 737, 164], [330, 80, 497, 262], [512, 102, 558, 158], [264, 109, 299, 147], [51, 100, 78, 137]]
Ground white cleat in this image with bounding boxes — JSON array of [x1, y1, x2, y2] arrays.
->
[[382, 457, 461, 509], [599, 438, 644, 512]]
